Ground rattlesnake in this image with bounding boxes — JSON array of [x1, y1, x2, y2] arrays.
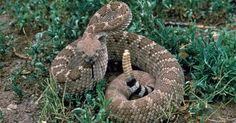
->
[[50, 1, 184, 122]]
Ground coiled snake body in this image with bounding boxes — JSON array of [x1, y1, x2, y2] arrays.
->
[[50, 2, 184, 122]]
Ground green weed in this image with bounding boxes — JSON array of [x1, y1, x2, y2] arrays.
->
[[40, 78, 68, 122], [0, 110, 3, 123], [40, 77, 111, 122], [9, 69, 24, 98], [72, 80, 111, 123], [0, 32, 12, 58]]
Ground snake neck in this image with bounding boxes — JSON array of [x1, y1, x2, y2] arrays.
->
[[92, 43, 108, 80]]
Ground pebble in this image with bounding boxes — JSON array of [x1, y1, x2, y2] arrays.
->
[[7, 104, 17, 110]]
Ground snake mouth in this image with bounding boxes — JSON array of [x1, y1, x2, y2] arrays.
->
[[84, 57, 96, 64], [82, 53, 99, 65], [81, 56, 95, 79], [82, 62, 95, 79], [91, 64, 94, 79]]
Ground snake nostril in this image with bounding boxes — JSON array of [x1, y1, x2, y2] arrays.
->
[[95, 53, 99, 57], [82, 54, 86, 58]]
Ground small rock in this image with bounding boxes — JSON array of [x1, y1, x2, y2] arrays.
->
[[18, 113, 34, 123], [212, 31, 219, 41], [7, 104, 17, 110]]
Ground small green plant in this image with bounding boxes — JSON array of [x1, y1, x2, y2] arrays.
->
[[0, 33, 7, 56], [40, 77, 68, 122], [72, 80, 111, 123], [0, 33, 11, 58], [182, 29, 236, 119], [9, 69, 24, 98], [40, 77, 111, 122], [0, 110, 3, 123]]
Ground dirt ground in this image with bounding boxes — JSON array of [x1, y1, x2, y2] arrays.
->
[[0, 91, 40, 123], [1, 13, 236, 123], [0, 57, 40, 123], [0, 14, 40, 123]]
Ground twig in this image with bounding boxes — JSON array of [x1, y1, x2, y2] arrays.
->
[[205, 99, 233, 122], [164, 21, 216, 29], [207, 117, 236, 123], [13, 47, 32, 60], [35, 92, 43, 105]]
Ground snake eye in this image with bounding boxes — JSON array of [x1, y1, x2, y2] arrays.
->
[[79, 51, 85, 55], [98, 35, 106, 42]]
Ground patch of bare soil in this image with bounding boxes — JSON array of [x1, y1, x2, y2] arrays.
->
[[206, 102, 236, 123], [0, 14, 41, 123], [0, 56, 41, 123], [0, 47, 41, 123], [0, 91, 39, 123]]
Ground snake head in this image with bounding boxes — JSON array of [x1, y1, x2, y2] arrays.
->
[[77, 33, 107, 64]]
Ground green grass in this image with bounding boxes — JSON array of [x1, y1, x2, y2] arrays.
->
[[0, 110, 3, 123], [1, 0, 236, 122], [39, 78, 111, 122], [0, 32, 13, 59]]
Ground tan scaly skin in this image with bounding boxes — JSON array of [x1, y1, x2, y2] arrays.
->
[[50, 2, 185, 122]]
